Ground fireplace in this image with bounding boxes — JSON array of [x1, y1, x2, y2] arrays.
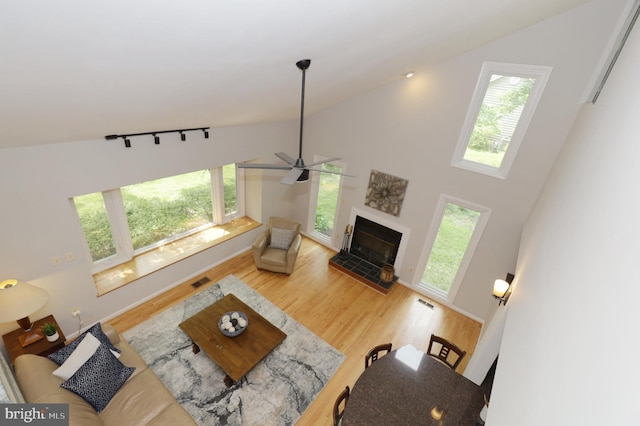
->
[[350, 215, 402, 267], [329, 209, 409, 294]]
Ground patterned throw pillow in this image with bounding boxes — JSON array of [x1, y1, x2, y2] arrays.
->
[[48, 323, 121, 366], [269, 227, 294, 250], [52, 332, 101, 380], [61, 344, 135, 412]]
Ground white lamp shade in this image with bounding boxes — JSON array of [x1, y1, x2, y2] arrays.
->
[[0, 279, 49, 323], [493, 279, 510, 298]]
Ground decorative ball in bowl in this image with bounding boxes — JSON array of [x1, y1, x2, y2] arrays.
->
[[218, 311, 249, 337]]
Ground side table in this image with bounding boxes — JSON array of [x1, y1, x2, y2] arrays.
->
[[2, 314, 66, 365]]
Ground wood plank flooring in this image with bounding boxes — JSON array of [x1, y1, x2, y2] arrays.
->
[[108, 236, 482, 425]]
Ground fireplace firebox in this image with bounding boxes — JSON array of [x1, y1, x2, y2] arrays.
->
[[349, 215, 402, 267]]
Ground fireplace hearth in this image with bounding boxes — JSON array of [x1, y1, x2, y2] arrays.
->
[[329, 252, 397, 294]]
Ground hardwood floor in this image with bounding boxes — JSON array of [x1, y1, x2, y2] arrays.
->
[[108, 236, 483, 425]]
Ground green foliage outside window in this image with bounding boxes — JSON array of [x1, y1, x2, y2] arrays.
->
[[467, 77, 534, 155], [75, 167, 238, 263], [422, 203, 480, 293], [314, 164, 341, 236]]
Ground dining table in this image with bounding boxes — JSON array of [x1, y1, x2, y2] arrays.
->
[[341, 344, 485, 425]]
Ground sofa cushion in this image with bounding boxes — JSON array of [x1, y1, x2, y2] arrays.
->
[[49, 323, 120, 366], [100, 369, 187, 426], [61, 344, 135, 412], [269, 227, 294, 249]]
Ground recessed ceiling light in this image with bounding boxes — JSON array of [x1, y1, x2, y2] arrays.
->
[[404, 71, 415, 78]]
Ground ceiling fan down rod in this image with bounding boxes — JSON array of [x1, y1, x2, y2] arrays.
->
[[296, 59, 311, 163]]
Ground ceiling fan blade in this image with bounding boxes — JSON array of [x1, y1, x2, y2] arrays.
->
[[304, 157, 342, 168], [275, 152, 297, 165], [237, 163, 292, 170], [281, 168, 304, 185], [305, 167, 357, 177]]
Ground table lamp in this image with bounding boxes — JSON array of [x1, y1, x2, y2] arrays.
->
[[0, 279, 49, 347]]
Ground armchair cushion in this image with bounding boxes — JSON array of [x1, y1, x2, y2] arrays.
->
[[269, 227, 294, 249]]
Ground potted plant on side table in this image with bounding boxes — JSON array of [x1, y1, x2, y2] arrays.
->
[[42, 323, 59, 342]]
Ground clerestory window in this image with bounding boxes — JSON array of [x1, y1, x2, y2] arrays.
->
[[452, 62, 552, 179]]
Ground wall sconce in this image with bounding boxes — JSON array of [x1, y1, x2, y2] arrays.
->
[[493, 273, 514, 306]]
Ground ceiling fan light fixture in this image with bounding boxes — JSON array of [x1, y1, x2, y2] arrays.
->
[[296, 169, 310, 183]]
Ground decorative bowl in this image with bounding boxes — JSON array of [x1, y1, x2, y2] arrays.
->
[[218, 311, 249, 337]]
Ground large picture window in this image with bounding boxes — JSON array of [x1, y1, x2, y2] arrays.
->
[[73, 165, 243, 274], [452, 62, 552, 179]]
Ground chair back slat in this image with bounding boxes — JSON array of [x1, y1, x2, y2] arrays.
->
[[427, 334, 466, 371], [364, 343, 393, 369]]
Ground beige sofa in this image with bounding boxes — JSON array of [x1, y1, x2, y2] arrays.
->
[[14, 323, 195, 426]]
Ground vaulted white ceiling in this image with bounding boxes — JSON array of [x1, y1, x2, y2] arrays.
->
[[0, 0, 588, 148]]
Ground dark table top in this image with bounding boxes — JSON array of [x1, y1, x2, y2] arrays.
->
[[342, 344, 485, 426]]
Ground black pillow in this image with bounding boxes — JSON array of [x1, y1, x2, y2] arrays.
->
[[48, 323, 120, 366], [61, 343, 134, 412]]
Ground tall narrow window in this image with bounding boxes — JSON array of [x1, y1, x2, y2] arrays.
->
[[419, 196, 490, 300], [307, 159, 345, 246], [452, 62, 552, 179], [75, 192, 116, 263], [222, 164, 237, 216]]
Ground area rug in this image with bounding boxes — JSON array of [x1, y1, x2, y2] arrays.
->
[[122, 274, 344, 425]]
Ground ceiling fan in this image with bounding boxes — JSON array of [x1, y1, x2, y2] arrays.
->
[[237, 59, 355, 185]]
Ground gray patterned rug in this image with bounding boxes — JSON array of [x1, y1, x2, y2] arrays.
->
[[123, 275, 344, 425]]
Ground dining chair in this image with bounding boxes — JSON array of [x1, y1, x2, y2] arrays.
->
[[333, 385, 350, 426], [427, 334, 466, 371], [364, 343, 393, 369]]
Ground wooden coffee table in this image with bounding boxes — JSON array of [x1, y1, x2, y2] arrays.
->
[[178, 293, 287, 387]]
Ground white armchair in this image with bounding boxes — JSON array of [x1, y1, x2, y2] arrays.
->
[[252, 217, 302, 274]]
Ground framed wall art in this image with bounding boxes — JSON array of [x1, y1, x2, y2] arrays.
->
[[364, 170, 408, 217]]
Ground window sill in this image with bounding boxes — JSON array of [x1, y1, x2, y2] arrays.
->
[[93, 216, 260, 296]]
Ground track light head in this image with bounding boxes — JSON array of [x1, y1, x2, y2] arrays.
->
[[123, 137, 131, 148], [203, 129, 209, 139], [153, 134, 160, 144], [180, 131, 186, 141]]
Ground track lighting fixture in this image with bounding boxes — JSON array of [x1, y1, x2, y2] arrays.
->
[[105, 127, 210, 148]]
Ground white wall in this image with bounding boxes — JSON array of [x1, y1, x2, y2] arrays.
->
[[303, 0, 625, 320], [0, 121, 300, 343], [488, 5, 640, 424]]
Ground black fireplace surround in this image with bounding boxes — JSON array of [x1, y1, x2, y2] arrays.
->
[[349, 215, 402, 267]]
